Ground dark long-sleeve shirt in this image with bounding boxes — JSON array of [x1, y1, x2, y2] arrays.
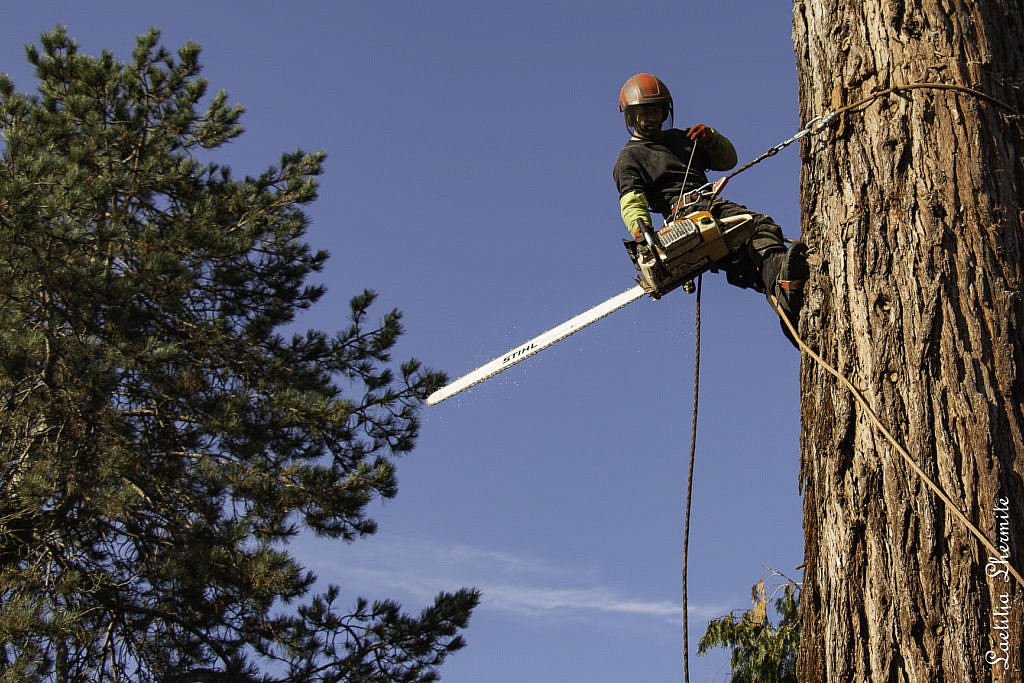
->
[[613, 127, 737, 230]]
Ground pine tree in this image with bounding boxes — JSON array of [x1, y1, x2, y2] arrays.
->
[[0, 27, 478, 681], [793, 0, 1023, 680]]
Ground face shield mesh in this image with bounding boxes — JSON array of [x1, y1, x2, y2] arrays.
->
[[625, 103, 673, 138]]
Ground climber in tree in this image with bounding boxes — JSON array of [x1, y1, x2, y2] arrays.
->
[[612, 72, 808, 339]]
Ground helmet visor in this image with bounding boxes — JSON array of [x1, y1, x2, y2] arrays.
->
[[625, 103, 672, 138]]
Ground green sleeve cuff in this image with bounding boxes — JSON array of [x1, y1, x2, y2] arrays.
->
[[705, 130, 738, 170], [619, 190, 652, 238]]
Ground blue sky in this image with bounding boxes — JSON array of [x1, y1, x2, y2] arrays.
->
[[2, 2, 806, 680]]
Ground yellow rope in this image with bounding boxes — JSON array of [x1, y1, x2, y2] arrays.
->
[[831, 81, 1020, 118], [769, 295, 1024, 589], [785, 80, 1023, 588], [671, 80, 1019, 677]]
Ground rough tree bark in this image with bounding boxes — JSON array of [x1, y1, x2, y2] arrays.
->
[[792, 1, 1024, 681]]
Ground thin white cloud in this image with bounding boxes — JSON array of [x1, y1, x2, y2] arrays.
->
[[480, 583, 681, 619], [299, 538, 728, 624]]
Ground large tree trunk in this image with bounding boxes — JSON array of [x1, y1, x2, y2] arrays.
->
[[792, 1, 1024, 681]]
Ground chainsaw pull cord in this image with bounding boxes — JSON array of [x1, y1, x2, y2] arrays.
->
[[682, 273, 702, 683]]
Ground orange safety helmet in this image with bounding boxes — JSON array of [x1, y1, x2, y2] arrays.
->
[[618, 73, 674, 135]]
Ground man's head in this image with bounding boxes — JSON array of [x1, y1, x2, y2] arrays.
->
[[618, 73, 673, 139]]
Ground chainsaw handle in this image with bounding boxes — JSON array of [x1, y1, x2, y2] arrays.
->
[[638, 218, 659, 249], [638, 219, 667, 267]]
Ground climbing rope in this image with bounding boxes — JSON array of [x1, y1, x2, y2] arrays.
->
[[691, 81, 1021, 204], [681, 274, 702, 683], [827, 81, 1019, 120], [722, 112, 832, 183], [677, 80, 1022, 678], [768, 294, 1024, 590], [775, 81, 1024, 588]]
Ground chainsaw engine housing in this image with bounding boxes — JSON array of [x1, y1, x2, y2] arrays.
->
[[626, 210, 755, 298]]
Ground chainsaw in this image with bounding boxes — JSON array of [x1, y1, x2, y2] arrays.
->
[[627, 209, 755, 299], [427, 206, 754, 405]]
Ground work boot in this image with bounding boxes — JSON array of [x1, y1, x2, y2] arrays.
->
[[773, 242, 809, 346]]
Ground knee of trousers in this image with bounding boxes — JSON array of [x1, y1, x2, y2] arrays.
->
[[747, 218, 783, 250]]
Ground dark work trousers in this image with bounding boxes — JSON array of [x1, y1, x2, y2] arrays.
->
[[697, 196, 787, 293]]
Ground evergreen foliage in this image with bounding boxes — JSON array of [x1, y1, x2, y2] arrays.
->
[[0, 27, 478, 681], [697, 578, 800, 683]]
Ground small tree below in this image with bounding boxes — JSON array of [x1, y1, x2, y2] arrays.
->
[[698, 577, 800, 683]]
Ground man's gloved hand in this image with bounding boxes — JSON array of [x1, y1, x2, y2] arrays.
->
[[631, 218, 650, 241], [687, 123, 714, 144]]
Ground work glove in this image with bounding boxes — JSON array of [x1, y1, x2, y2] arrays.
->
[[687, 123, 714, 144], [631, 218, 650, 241]]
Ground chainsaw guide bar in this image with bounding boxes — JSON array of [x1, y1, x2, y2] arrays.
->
[[427, 211, 753, 405]]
